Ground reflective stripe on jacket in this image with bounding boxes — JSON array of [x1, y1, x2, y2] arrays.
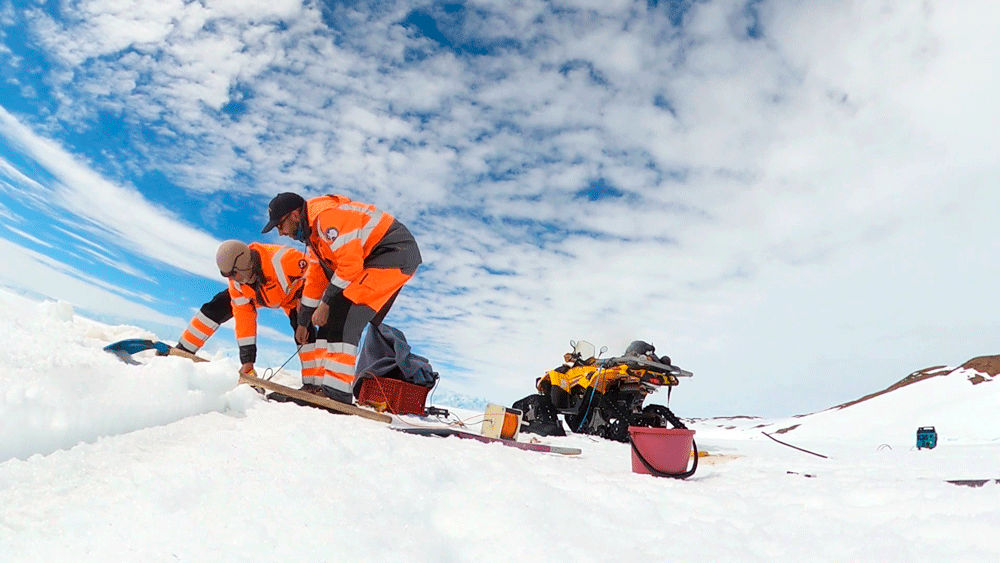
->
[[300, 195, 397, 309], [229, 243, 307, 358]]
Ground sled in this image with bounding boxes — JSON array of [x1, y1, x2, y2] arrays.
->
[[239, 373, 392, 424]]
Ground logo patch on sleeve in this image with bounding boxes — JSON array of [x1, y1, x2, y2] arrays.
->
[[324, 227, 339, 241]]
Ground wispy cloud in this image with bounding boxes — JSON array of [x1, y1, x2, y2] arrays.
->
[[0, 106, 220, 280], [0, 236, 181, 325], [2, 224, 52, 248]]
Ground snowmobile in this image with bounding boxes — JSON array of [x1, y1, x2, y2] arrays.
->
[[512, 340, 693, 443]]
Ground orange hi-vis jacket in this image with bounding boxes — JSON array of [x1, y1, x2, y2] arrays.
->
[[299, 195, 397, 310], [229, 243, 307, 360]]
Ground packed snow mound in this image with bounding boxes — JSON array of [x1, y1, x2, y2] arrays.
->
[[757, 358, 1000, 446], [0, 289, 486, 463], [0, 290, 257, 463]]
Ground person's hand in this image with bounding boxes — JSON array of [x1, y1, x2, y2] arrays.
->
[[239, 362, 256, 376], [295, 325, 309, 344], [312, 301, 330, 327]]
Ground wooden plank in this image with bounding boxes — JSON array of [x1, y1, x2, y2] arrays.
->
[[239, 373, 392, 424], [167, 346, 209, 363]]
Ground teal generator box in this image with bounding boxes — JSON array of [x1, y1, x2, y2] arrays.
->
[[916, 426, 937, 450]]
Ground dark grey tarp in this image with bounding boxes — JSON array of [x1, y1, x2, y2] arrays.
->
[[353, 323, 438, 397]]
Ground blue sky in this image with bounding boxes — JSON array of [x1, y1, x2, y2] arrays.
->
[[1, 0, 999, 417]]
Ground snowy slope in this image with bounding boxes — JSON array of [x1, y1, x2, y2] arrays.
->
[[747, 364, 1000, 447], [2, 289, 1000, 563]]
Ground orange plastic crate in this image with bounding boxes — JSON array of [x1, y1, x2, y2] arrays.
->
[[357, 377, 429, 415]]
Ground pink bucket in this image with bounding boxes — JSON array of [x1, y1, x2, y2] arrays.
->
[[628, 426, 697, 478]]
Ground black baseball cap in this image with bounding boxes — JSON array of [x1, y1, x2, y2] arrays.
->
[[261, 192, 306, 233]]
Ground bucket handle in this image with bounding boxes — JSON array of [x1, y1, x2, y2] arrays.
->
[[629, 436, 698, 479]]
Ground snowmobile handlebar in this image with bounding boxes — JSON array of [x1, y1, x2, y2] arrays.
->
[[599, 355, 694, 377]]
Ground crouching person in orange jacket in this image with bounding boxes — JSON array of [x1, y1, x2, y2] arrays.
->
[[262, 192, 421, 404], [179, 240, 319, 382]]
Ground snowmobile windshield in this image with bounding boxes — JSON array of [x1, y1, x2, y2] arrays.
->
[[573, 340, 596, 361]]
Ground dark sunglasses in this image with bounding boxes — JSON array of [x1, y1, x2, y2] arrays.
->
[[220, 250, 247, 278]]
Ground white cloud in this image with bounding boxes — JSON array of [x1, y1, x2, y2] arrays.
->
[[2, 224, 52, 247], [0, 236, 182, 325], [3, 0, 1000, 416], [0, 106, 221, 280]]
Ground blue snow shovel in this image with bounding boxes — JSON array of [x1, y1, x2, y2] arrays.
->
[[104, 338, 207, 364]]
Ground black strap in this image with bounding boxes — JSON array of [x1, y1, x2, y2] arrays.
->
[[630, 436, 698, 479]]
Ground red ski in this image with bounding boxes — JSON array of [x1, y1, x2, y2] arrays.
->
[[393, 426, 581, 455]]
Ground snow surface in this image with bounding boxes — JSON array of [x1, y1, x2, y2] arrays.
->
[[2, 288, 1000, 562]]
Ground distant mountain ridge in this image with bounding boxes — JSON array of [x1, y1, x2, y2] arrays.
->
[[757, 353, 1000, 444], [832, 354, 999, 410], [426, 388, 490, 412]]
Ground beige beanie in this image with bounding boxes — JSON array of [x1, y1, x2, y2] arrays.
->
[[216, 240, 252, 276]]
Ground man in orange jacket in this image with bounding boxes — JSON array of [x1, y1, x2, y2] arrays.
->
[[177, 240, 319, 381], [262, 192, 421, 404]]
